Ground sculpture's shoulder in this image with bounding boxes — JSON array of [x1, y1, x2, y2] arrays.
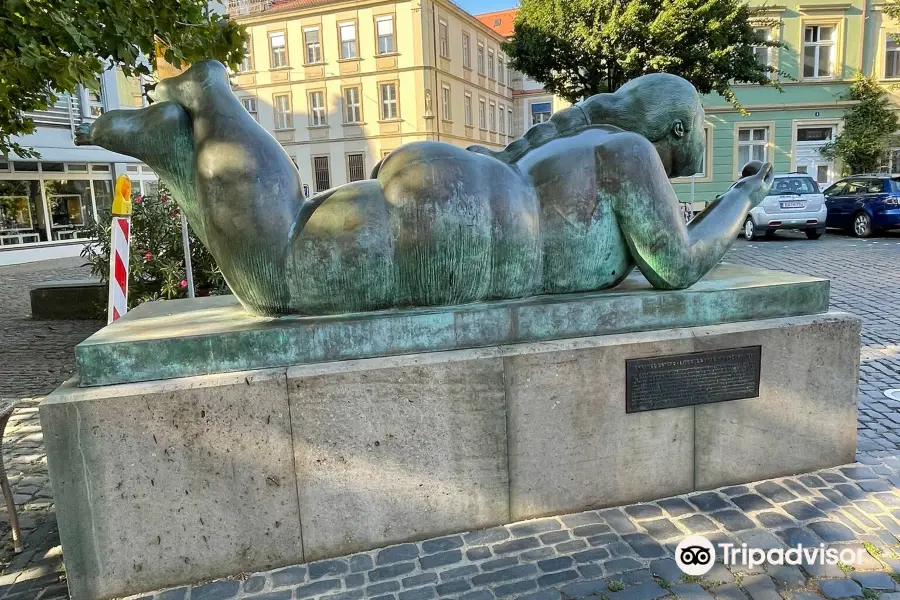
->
[[468, 104, 590, 164]]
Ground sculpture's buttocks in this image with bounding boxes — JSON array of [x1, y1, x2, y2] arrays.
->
[[76, 62, 773, 317]]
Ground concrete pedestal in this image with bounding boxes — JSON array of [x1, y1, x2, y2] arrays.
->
[[40, 267, 859, 600]]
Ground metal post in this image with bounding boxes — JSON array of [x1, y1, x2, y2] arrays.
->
[[180, 212, 195, 298]]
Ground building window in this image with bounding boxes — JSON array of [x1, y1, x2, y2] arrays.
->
[[887, 37, 900, 79], [489, 101, 496, 131], [737, 127, 768, 166], [508, 108, 513, 137], [377, 16, 395, 54], [439, 20, 449, 58], [239, 40, 253, 72], [754, 28, 772, 69], [304, 27, 321, 64], [442, 85, 451, 121], [380, 83, 398, 120], [343, 87, 361, 123], [531, 101, 552, 125], [273, 94, 293, 129], [340, 22, 357, 59], [488, 49, 495, 79], [498, 103, 505, 134], [803, 25, 835, 78], [464, 93, 472, 126], [269, 32, 287, 68], [309, 91, 326, 126], [241, 97, 258, 119], [498, 56, 505, 85], [347, 153, 366, 182], [477, 43, 485, 75], [462, 33, 471, 68], [313, 156, 331, 192], [479, 98, 486, 129]]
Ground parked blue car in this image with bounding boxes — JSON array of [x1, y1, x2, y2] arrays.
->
[[824, 174, 900, 237]]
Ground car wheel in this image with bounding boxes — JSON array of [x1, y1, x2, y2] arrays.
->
[[806, 229, 823, 240], [853, 212, 873, 238], [743, 217, 758, 241]]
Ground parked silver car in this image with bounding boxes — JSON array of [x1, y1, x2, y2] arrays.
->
[[743, 173, 827, 241]]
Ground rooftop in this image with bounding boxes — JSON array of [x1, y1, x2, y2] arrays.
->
[[475, 8, 518, 38]]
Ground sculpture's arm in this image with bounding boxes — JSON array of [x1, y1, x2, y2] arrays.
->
[[600, 132, 773, 289]]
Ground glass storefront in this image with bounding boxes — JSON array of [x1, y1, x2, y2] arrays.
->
[[0, 161, 153, 247]]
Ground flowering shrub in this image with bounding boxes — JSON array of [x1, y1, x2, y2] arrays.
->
[[81, 185, 229, 312]]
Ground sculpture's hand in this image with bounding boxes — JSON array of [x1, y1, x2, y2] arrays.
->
[[731, 162, 774, 208]]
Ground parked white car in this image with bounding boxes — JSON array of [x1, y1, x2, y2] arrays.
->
[[744, 173, 827, 241]]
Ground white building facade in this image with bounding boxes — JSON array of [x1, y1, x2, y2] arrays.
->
[[0, 69, 155, 266]]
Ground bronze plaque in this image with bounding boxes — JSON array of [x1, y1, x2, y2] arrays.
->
[[626, 346, 761, 413]]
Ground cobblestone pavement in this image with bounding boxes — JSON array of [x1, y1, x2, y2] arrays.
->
[[4, 233, 900, 600], [0, 257, 101, 599]]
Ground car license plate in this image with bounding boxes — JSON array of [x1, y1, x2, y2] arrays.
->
[[780, 201, 805, 209]]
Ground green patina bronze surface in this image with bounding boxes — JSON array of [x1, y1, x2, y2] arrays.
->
[[76, 61, 774, 317], [74, 264, 829, 387]]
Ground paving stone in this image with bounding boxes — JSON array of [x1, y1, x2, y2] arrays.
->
[[811, 498, 843, 514], [471, 564, 538, 586], [689, 493, 731, 512], [436, 580, 472, 596], [808, 521, 857, 542], [350, 554, 374, 573], [858, 480, 892, 492], [605, 558, 644, 574], [736, 529, 785, 551], [608, 582, 668, 600], [875, 493, 900, 508], [671, 583, 715, 600], [309, 559, 349, 579], [658, 498, 696, 517], [840, 467, 879, 481], [641, 518, 683, 540], [494, 537, 541, 555], [756, 482, 798, 504], [681, 514, 720, 534], [460, 591, 494, 600], [572, 523, 613, 537], [843, 507, 880, 529], [440, 565, 479, 582], [757, 512, 797, 530], [783, 502, 828, 522], [346, 574, 365, 588], [243, 577, 267, 594], [578, 564, 605, 579], [710, 510, 756, 532], [271, 565, 308, 587], [555, 539, 588, 553], [419, 549, 462, 569], [850, 571, 896, 590], [510, 519, 562, 538], [784, 480, 814, 497], [600, 509, 639, 534], [800, 476, 828, 489], [322, 591, 364, 600], [712, 583, 748, 600], [522, 547, 556, 562], [835, 485, 867, 502], [560, 512, 605, 528], [650, 558, 684, 584], [621, 568, 655, 586], [625, 505, 664, 520], [398, 586, 437, 600], [403, 573, 438, 588], [483, 557, 519, 571], [467, 546, 492, 561], [540, 530, 571, 545], [800, 561, 848, 579], [821, 490, 852, 507], [368, 562, 417, 582], [732, 495, 775, 513], [765, 565, 807, 590], [721, 486, 751, 497], [704, 562, 736, 585], [587, 533, 620, 547], [464, 527, 511, 546], [742, 574, 782, 600], [622, 533, 666, 558], [778, 527, 822, 547], [296, 579, 343, 598], [421, 535, 464, 553], [818, 579, 863, 599], [561, 579, 609, 597], [247, 592, 293, 600], [377, 544, 420, 565], [518, 590, 562, 600], [572, 548, 611, 563], [494, 579, 537, 597], [159, 589, 189, 600], [537, 570, 579, 587]]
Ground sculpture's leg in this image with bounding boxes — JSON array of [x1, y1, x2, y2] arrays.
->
[[600, 132, 773, 289], [75, 103, 206, 246]]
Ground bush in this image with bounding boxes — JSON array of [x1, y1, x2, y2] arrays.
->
[[81, 185, 229, 312]]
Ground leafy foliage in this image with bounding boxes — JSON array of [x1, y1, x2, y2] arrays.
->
[[81, 186, 229, 312], [820, 74, 899, 175], [0, 0, 247, 158], [502, 0, 784, 111]]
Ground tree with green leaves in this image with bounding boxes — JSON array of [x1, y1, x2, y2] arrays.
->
[[820, 74, 898, 175], [0, 0, 247, 158], [502, 0, 784, 111]]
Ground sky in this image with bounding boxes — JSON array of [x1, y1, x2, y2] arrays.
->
[[454, 0, 517, 15]]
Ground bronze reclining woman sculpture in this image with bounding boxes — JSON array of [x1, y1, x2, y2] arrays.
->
[[75, 60, 772, 317]]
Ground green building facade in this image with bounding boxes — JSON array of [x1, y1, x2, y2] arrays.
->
[[672, 0, 900, 208]]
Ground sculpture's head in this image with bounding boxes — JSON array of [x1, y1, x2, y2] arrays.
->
[[148, 60, 231, 113], [581, 73, 705, 178]]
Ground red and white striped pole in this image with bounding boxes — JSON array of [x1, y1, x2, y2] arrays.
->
[[107, 176, 133, 324]]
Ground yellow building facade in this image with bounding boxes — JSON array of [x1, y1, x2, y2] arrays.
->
[[230, 0, 514, 193]]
